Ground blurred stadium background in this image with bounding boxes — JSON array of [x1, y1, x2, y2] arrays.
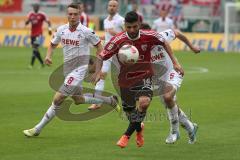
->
[[0, 1, 240, 160], [0, 0, 240, 51]]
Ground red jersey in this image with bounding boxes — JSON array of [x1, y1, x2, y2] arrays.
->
[[100, 30, 165, 88], [27, 11, 48, 37], [80, 12, 89, 27]]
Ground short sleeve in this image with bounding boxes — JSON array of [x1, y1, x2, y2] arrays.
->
[[86, 28, 101, 46], [160, 29, 176, 43], [100, 37, 119, 60]]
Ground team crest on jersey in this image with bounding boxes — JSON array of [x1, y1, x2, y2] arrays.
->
[[61, 32, 65, 35], [141, 44, 148, 51]]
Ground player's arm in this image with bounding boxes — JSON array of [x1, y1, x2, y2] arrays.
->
[[45, 43, 57, 66], [174, 29, 200, 54], [45, 19, 52, 35], [25, 12, 31, 26], [94, 42, 104, 75], [163, 41, 184, 76], [45, 27, 61, 66], [25, 19, 30, 26]]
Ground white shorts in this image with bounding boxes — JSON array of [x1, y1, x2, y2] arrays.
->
[[101, 57, 112, 73], [162, 69, 183, 90], [59, 65, 88, 96]]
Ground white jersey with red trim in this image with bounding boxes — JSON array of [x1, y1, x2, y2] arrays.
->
[[151, 29, 176, 67], [51, 23, 100, 62], [104, 13, 124, 43], [152, 17, 174, 33]]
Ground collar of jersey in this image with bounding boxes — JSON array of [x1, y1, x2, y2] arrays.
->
[[107, 13, 119, 21], [67, 22, 81, 31], [126, 30, 140, 41]]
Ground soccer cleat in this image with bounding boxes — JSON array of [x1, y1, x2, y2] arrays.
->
[[136, 122, 144, 147], [116, 135, 129, 148], [165, 132, 180, 144], [88, 104, 102, 110], [23, 128, 40, 137], [188, 123, 198, 144], [110, 95, 121, 113]]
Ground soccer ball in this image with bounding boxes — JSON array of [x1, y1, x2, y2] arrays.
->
[[118, 45, 139, 64]]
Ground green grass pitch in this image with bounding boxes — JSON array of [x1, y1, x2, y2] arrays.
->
[[0, 47, 240, 160]]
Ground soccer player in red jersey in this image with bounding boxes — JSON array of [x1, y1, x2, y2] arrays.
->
[[25, 3, 52, 69], [94, 11, 182, 148]]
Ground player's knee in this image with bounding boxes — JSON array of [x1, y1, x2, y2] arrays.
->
[[138, 96, 151, 111], [72, 96, 84, 105], [162, 93, 174, 105], [53, 93, 66, 106]]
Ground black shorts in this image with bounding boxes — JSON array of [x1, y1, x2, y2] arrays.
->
[[120, 77, 153, 112], [31, 36, 41, 46]]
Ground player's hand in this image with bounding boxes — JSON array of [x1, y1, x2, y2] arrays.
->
[[174, 63, 184, 76], [192, 46, 201, 54], [44, 56, 52, 66]]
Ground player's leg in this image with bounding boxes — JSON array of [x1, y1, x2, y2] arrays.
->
[[116, 87, 137, 148], [33, 36, 44, 67], [178, 107, 198, 144], [162, 87, 180, 144], [160, 70, 181, 143], [88, 59, 111, 110], [134, 79, 153, 147], [117, 78, 153, 148], [23, 92, 66, 137], [168, 71, 198, 144], [69, 64, 118, 109], [161, 70, 198, 143], [29, 37, 36, 68]]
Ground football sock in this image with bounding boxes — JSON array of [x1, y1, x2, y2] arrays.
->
[[31, 52, 36, 66], [178, 108, 194, 132], [135, 122, 142, 132], [83, 94, 104, 104], [167, 105, 179, 134], [35, 103, 59, 132], [34, 51, 44, 65], [83, 93, 112, 105], [124, 122, 136, 137]]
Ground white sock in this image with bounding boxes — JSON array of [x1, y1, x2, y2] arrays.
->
[[95, 79, 105, 95], [167, 105, 179, 134], [83, 93, 112, 105], [35, 103, 59, 132], [179, 108, 194, 132]]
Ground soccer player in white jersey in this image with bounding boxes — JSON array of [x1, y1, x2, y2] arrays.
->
[[88, 0, 124, 110], [23, 3, 118, 137], [152, 7, 175, 32], [141, 23, 200, 144]]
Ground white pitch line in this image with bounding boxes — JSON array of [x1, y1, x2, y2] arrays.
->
[[185, 67, 209, 74]]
